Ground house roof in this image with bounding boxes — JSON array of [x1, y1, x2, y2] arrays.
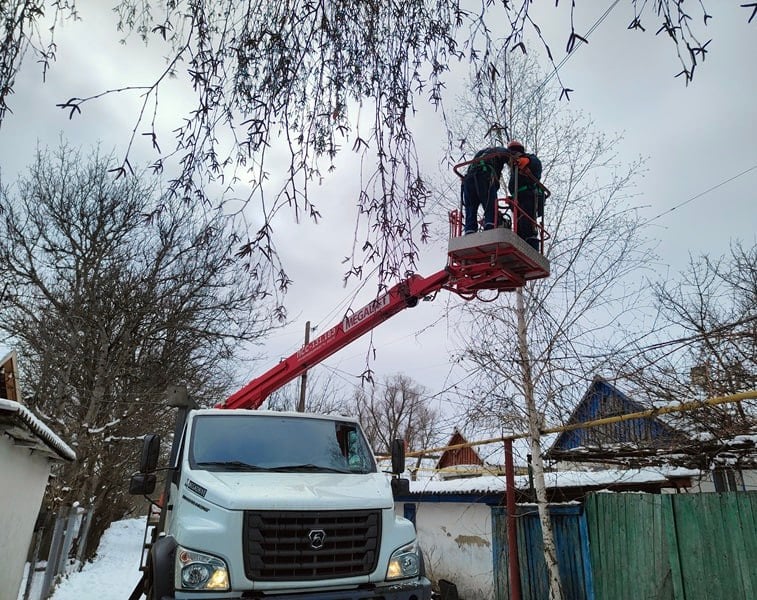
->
[[435, 426, 558, 470], [435, 429, 483, 469], [549, 376, 679, 454], [0, 398, 76, 462], [546, 376, 757, 468], [404, 466, 698, 498]]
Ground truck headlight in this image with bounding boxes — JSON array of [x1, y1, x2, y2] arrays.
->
[[386, 542, 420, 580], [175, 547, 230, 591]]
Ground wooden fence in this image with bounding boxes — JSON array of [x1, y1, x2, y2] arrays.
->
[[586, 492, 757, 600], [492, 504, 594, 600], [491, 492, 756, 600]]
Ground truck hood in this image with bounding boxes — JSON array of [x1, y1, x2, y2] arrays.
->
[[180, 470, 394, 511]]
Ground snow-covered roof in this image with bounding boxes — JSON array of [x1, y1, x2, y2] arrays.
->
[[406, 466, 698, 495], [435, 425, 558, 468], [0, 398, 76, 462]]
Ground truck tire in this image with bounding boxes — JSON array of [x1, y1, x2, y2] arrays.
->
[[146, 536, 177, 600]]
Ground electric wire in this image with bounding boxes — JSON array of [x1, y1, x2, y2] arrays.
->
[[516, 0, 622, 114], [638, 163, 757, 228]]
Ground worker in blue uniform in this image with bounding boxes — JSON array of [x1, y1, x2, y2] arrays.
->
[[462, 146, 510, 235]]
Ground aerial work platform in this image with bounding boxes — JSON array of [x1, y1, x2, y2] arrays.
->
[[447, 226, 550, 294], [447, 153, 552, 296]]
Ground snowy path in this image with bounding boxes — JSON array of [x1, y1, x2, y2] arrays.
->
[[52, 518, 144, 599], [21, 518, 145, 600]]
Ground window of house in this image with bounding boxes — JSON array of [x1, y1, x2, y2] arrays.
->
[[712, 467, 744, 492]]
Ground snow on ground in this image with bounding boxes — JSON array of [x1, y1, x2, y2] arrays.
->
[[22, 517, 145, 600]]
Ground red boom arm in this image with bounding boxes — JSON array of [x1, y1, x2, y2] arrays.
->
[[220, 269, 452, 410]]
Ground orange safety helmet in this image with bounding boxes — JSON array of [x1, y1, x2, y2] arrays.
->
[[507, 139, 525, 152]]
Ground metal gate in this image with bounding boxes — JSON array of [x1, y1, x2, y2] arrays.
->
[[492, 503, 594, 600]]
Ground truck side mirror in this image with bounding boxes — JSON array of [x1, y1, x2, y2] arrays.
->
[[140, 434, 161, 474], [129, 473, 157, 495], [391, 439, 405, 476], [390, 477, 410, 497]]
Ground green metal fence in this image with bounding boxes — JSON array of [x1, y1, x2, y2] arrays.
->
[[585, 492, 757, 600]]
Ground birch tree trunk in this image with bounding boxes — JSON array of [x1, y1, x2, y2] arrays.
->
[[516, 288, 563, 600]]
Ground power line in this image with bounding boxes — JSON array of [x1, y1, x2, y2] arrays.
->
[[639, 164, 757, 228], [521, 0, 622, 108], [316, 360, 477, 404]]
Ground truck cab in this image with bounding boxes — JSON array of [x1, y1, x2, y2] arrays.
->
[[132, 409, 430, 599]]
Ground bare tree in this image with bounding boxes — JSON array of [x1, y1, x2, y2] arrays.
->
[[0, 142, 274, 558], [265, 370, 350, 415], [445, 52, 656, 599], [352, 373, 442, 463], [615, 242, 756, 447], [652, 242, 755, 396], [0, 1, 746, 289]]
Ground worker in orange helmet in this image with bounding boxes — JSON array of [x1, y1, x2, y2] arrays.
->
[[506, 140, 543, 250]]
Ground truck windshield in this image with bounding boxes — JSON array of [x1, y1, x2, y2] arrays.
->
[[188, 415, 377, 474]]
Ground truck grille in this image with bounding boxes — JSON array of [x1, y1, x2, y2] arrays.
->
[[243, 509, 381, 581]]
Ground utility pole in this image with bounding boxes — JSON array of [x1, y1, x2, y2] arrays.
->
[[297, 321, 311, 412]]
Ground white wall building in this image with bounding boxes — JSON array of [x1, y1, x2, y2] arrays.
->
[[0, 351, 75, 600]]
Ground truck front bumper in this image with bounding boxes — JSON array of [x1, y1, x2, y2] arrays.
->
[[172, 577, 432, 600], [256, 578, 432, 599]]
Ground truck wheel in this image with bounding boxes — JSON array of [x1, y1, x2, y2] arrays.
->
[[145, 557, 172, 600], [146, 537, 176, 600]]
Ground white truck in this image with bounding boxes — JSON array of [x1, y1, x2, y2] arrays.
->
[[130, 402, 428, 599], [128, 202, 551, 598]]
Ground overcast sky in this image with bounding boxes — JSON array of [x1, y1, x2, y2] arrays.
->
[[1, 3, 754, 424]]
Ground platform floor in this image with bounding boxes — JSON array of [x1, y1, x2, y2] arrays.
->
[[447, 227, 550, 291]]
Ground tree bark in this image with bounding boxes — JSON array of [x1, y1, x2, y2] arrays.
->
[[515, 288, 563, 600]]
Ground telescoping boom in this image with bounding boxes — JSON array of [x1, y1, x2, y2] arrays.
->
[[221, 270, 452, 410]]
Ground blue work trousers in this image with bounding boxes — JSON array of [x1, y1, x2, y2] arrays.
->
[[463, 170, 497, 234]]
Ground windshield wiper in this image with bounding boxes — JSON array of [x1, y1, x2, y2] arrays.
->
[[194, 460, 271, 471], [268, 463, 353, 474]]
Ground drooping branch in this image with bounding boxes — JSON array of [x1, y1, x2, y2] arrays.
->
[[1, 1, 746, 289]]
